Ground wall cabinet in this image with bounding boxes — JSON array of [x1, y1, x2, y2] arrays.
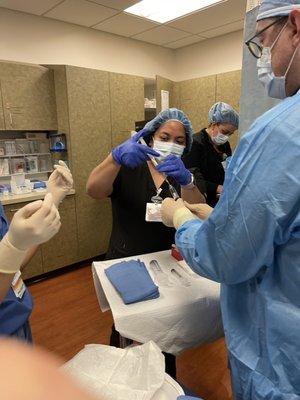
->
[[110, 72, 144, 147], [180, 75, 217, 133], [66, 66, 113, 261], [0, 62, 57, 131], [41, 196, 78, 272]]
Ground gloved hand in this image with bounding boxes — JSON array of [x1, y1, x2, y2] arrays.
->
[[184, 202, 213, 220], [7, 193, 61, 251], [161, 198, 197, 228], [155, 155, 192, 186], [111, 129, 159, 168], [47, 160, 73, 207]]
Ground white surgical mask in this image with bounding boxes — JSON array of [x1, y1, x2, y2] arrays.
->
[[212, 132, 229, 146], [257, 22, 299, 99], [153, 140, 185, 160]]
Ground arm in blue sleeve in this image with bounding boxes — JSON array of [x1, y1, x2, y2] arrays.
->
[[176, 125, 300, 284]]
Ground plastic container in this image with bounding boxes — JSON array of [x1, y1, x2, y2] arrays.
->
[[39, 154, 52, 172], [50, 133, 67, 151], [25, 156, 39, 173]]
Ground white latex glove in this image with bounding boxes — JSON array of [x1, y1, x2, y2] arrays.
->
[[161, 198, 197, 229], [47, 160, 73, 207], [7, 193, 61, 251], [184, 202, 213, 220]]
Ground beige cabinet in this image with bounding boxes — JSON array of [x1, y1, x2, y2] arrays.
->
[[179, 75, 217, 133], [216, 70, 241, 149], [155, 75, 179, 112], [3, 202, 43, 280], [110, 72, 145, 147], [41, 195, 78, 273], [0, 105, 5, 130], [0, 61, 57, 131], [64, 66, 113, 261]]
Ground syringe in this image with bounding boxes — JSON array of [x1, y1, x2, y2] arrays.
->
[[139, 137, 180, 200]]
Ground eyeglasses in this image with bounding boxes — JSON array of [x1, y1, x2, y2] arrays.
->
[[245, 16, 286, 59]]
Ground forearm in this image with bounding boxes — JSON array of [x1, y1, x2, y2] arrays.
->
[[86, 154, 120, 199], [181, 186, 206, 204]]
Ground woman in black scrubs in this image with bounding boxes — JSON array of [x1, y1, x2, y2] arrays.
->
[[183, 102, 239, 207], [87, 108, 205, 378], [87, 108, 204, 259]]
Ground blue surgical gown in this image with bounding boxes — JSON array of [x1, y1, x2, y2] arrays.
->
[[0, 203, 33, 337], [175, 92, 300, 399]]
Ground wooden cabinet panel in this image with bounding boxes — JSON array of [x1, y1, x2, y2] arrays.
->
[[0, 110, 5, 130], [3, 202, 43, 279], [180, 75, 216, 133], [216, 70, 241, 149], [41, 195, 78, 273], [65, 66, 113, 260], [110, 72, 144, 147], [156, 75, 178, 112], [0, 62, 57, 130]]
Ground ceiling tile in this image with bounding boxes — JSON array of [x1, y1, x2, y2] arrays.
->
[[93, 13, 158, 36], [87, 0, 139, 10], [0, 0, 62, 15], [132, 25, 189, 46], [44, 0, 119, 27], [164, 35, 206, 49], [167, 0, 247, 34], [201, 19, 244, 38]]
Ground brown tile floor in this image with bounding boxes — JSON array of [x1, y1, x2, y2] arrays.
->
[[28, 265, 232, 400]]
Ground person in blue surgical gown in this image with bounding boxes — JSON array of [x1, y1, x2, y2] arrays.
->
[[161, 1, 300, 399]]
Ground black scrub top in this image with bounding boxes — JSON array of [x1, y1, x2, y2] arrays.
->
[[183, 128, 231, 207], [106, 163, 179, 260]]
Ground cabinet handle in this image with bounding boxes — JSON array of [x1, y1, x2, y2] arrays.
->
[[9, 112, 13, 126]]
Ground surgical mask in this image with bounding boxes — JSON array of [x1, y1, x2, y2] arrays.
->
[[153, 140, 185, 160], [212, 132, 229, 145], [257, 22, 299, 99]]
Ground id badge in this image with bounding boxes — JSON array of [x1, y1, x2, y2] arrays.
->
[[11, 270, 26, 299], [145, 203, 162, 222]]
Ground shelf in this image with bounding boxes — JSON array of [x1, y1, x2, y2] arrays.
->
[[0, 170, 53, 178], [0, 153, 51, 158]]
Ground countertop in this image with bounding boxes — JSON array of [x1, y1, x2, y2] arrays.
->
[[0, 189, 75, 205]]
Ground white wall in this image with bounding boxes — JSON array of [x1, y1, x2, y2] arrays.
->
[[175, 30, 244, 81], [0, 8, 244, 82], [0, 8, 176, 80]]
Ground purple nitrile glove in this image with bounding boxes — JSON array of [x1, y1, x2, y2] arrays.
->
[[156, 154, 192, 186], [111, 129, 159, 168]]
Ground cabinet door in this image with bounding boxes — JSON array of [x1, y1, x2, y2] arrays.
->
[[180, 75, 216, 133], [3, 203, 43, 279], [41, 195, 78, 273], [0, 62, 57, 131], [110, 72, 144, 147], [66, 66, 113, 261], [0, 88, 5, 130], [216, 70, 241, 149], [156, 75, 179, 112]]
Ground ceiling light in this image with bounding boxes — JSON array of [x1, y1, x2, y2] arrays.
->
[[124, 0, 227, 24]]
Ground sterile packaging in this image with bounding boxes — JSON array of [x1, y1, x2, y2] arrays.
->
[[63, 341, 165, 400]]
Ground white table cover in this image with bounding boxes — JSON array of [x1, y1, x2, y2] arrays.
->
[[92, 250, 223, 355]]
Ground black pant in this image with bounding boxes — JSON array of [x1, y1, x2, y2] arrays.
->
[[109, 324, 177, 379]]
